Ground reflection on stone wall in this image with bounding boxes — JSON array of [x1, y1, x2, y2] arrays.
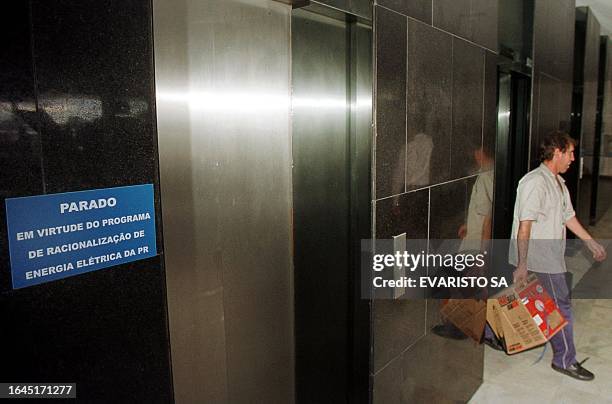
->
[[372, 0, 497, 401], [601, 38, 612, 179], [531, 0, 575, 167], [573, 7, 601, 224]]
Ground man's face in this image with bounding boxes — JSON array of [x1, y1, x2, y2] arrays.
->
[[557, 145, 575, 173]]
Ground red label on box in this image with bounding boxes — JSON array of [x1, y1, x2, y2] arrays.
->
[[517, 280, 567, 336]]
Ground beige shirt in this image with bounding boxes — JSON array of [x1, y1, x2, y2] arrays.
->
[[508, 163, 576, 273], [459, 169, 493, 252]]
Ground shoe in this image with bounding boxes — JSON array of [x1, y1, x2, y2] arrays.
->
[[431, 324, 468, 340], [551, 358, 594, 381], [483, 338, 504, 352]]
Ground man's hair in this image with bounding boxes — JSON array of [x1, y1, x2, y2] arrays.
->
[[539, 131, 577, 162]]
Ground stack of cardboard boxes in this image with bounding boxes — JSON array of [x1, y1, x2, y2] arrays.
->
[[442, 275, 567, 353]]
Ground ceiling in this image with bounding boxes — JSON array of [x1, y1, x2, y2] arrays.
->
[[577, 0, 612, 36]]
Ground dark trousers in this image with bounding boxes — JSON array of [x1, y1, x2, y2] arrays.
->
[[535, 272, 576, 368]]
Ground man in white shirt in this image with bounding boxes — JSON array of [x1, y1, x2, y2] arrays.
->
[[509, 131, 606, 380]]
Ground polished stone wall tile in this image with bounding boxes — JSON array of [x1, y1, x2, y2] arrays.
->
[[429, 179, 467, 241], [533, 0, 553, 73], [432, 0, 498, 51], [0, 1, 173, 402], [317, 0, 372, 19], [376, 6, 407, 198], [483, 51, 497, 159], [379, 333, 482, 403], [549, 2, 566, 79], [577, 7, 600, 223], [373, 299, 426, 373], [530, 81, 541, 166], [530, 0, 576, 166], [581, 8, 601, 156], [372, 1, 494, 400], [407, 20, 452, 189], [426, 298, 443, 330], [541, 0, 575, 82], [470, 0, 498, 52], [537, 73, 562, 141], [560, 4, 577, 85], [530, 0, 546, 164], [378, 0, 432, 24], [375, 189, 429, 239], [0, 1, 44, 290], [433, 0, 471, 41], [33, 0, 158, 192], [372, 354, 403, 404], [318, 0, 349, 11], [603, 38, 612, 147], [349, 0, 374, 19], [398, 334, 484, 402], [451, 39, 484, 178]]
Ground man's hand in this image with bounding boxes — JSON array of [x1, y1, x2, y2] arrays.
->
[[585, 239, 607, 261], [513, 220, 532, 285], [458, 224, 467, 239], [513, 263, 528, 284], [566, 217, 607, 262]]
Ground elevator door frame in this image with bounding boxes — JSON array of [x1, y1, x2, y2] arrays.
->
[[291, 4, 372, 403], [493, 66, 531, 240]]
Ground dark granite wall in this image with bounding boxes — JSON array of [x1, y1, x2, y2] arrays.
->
[[0, 1, 172, 402], [574, 7, 601, 223], [372, 0, 498, 401], [598, 38, 612, 221], [314, 0, 372, 18], [530, 0, 576, 166]]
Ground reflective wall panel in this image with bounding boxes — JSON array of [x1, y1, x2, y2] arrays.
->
[[153, 0, 294, 402], [1, 1, 172, 402], [531, 0, 575, 166], [372, 2, 494, 401], [598, 38, 612, 221], [578, 7, 601, 223]]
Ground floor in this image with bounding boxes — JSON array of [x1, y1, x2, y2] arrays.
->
[[470, 195, 612, 404]]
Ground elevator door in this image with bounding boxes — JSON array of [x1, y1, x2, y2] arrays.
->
[[292, 6, 371, 403]]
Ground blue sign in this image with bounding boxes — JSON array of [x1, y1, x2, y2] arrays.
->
[[5, 184, 157, 289]]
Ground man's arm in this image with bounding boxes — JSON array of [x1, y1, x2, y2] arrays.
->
[[566, 217, 607, 261], [513, 220, 532, 284], [480, 214, 492, 252]]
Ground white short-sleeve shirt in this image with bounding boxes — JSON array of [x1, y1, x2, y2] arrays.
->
[[459, 169, 493, 252], [508, 163, 576, 273]]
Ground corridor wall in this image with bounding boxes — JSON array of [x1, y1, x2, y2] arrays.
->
[[530, 0, 576, 166], [371, 0, 498, 401], [572, 7, 601, 223], [0, 1, 173, 402]]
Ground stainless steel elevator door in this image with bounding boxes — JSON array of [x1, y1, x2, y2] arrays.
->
[[292, 7, 372, 402], [154, 0, 294, 402]]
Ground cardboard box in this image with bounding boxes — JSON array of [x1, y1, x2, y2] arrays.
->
[[487, 275, 568, 354], [440, 299, 487, 342]]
